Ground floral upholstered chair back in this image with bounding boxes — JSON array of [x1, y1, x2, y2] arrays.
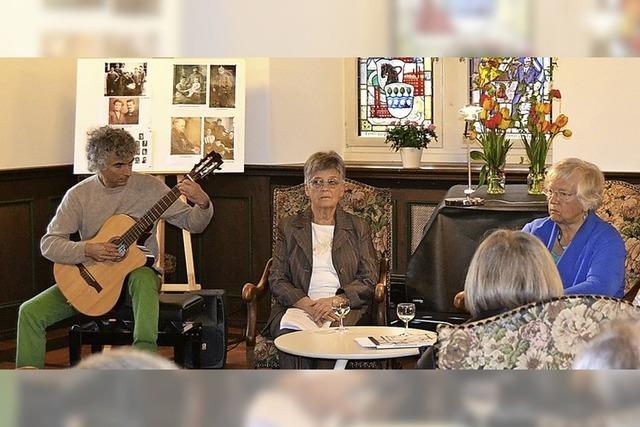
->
[[597, 181, 640, 298], [272, 178, 393, 263], [435, 295, 640, 370]]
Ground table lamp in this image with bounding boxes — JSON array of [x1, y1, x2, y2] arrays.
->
[[445, 105, 485, 206]]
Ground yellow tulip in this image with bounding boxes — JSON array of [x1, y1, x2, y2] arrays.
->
[[543, 103, 551, 114], [500, 107, 511, 119], [498, 119, 511, 130], [480, 109, 488, 120], [562, 129, 572, 137]]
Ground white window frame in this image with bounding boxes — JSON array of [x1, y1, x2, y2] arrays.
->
[[343, 57, 539, 165]]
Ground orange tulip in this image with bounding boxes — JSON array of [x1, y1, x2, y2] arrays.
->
[[562, 129, 572, 137], [542, 103, 551, 114], [549, 123, 559, 134], [537, 120, 551, 133], [555, 114, 569, 127], [468, 130, 478, 140]]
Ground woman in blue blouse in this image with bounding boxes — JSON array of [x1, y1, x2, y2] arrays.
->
[[523, 158, 626, 297]]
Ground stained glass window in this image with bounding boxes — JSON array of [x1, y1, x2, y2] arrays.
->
[[469, 57, 554, 137], [358, 57, 434, 137]]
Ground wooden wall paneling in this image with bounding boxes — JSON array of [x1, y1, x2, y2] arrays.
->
[[0, 199, 34, 339], [0, 166, 75, 341]]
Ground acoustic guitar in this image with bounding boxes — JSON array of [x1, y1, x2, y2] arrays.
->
[[55, 151, 223, 316]]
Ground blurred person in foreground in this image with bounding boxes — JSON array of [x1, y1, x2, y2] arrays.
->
[[418, 230, 564, 368], [76, 347, 178, 369], [523, 158, 625, 297], [574, 321, 640, 369], [266, 151, 378, 369]]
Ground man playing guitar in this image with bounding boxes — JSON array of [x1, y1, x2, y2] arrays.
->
[[16, 126, 213, 368]]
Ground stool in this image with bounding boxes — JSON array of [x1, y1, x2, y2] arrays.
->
[[69, 292, 205, 368]]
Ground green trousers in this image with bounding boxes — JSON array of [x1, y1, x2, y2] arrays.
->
[[16, 267, 160, 369]]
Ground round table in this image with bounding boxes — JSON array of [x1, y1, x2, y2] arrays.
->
[[274, 326, 436, 369]]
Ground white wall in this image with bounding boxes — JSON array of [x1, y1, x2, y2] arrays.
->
[[265, 59, 344, 164], [0, 57, 638, 172], [0, 58, 76, 170], [554, 58, 640, 172]]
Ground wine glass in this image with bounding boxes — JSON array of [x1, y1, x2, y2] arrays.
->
[[396, 303, 416, 335], [331, 298, 351, 332]]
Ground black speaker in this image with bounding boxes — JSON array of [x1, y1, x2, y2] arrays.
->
[[185, 289, 226, 368]]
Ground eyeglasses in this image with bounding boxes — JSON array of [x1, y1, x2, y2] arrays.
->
[[308, 178, 343, 189], [542, 188, 576, 202]]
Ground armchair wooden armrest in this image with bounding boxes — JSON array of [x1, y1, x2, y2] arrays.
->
[[242, 258, 272, 346], [374, 257, 389, 326]]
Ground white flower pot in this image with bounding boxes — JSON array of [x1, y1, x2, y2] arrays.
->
[[400, 147, 423, 168]]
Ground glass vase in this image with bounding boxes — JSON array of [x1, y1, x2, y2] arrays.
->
[[527, 169, 546, 195], [486, 167, 506, 195]]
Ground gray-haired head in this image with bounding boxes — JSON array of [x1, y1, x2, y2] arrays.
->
[[464, 229, 564, 318], [303, 151, 346, 184], [75, 347, 179, 370], [545, 158, 605, 212], [573, 321, 640, 369], [86, 126, 138, 172]]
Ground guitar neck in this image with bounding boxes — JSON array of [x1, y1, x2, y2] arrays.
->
[[120, 185, 183, 247]]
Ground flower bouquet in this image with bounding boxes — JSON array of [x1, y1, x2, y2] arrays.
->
[[467, 94, 513, 194], [517, 89, 572, 194]]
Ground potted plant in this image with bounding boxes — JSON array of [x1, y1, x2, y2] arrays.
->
[[385, 121, 438, 168]]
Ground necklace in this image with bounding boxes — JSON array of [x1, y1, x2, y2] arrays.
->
[[557, 230, 568, 251]]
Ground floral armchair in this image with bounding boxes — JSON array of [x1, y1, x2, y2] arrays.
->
[[242, 179, 393, 368], [597, 181, 640, 302], [435, 295, 640, 369]]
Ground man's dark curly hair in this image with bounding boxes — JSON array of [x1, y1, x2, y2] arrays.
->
[[86, 126, 138, 172]]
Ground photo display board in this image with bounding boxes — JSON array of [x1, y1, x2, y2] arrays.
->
[[74, 58, 245, 174]]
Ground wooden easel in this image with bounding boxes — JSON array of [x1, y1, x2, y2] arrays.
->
[[155, 174, 201, 292]]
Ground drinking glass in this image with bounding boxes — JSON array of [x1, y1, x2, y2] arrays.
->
[[331, 298, 351, 332], [397, 303, 416, 335]]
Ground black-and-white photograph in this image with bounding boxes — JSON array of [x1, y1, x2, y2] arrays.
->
[[209, 65, 236, 108], [104, 62, 147, 96], [173, 65, 206, 105], [171, 117, 201, 155], [203, 117, 234, 160]]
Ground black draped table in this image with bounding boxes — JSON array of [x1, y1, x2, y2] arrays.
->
[[404, 184, 548, 322]]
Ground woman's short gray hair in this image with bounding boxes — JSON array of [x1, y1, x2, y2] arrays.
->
[[303, 151, 346, 183], [545, 158, 605, 211], [86, 126, 138, 172], [573, 321, 640, 369], [464, 230, 564, 318]]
